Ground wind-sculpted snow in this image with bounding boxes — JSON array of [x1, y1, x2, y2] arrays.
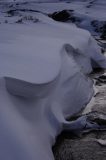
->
[[0, 9, 106, 160]]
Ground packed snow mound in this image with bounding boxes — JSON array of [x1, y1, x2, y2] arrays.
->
[[0, 3, 106, 160], [0, 14, 106, 97]]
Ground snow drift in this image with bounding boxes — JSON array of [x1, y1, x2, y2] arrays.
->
[[0, 9, 106, 160]]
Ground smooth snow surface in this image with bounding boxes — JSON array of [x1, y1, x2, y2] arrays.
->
[[0, 1, 106, 160]]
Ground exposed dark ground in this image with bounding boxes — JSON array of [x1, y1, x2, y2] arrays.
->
[[53, 69, 106, 160], [53, 130, 106, 160]]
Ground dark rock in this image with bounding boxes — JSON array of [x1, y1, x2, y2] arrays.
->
[[100, 24, 106, 40], [91, 20, 106, 39], [99, 75, 106, 80], [15, 18, 23, 23], [96, 75, 106, 84], [49, 10, 71, 22], [86, 111, 106, 126], [86, 4, 92, 8], [7, 10, 14, 16]]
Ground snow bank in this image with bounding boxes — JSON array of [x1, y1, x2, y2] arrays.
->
[[0, 5, 106, 160], [0, 20, 106, 97]]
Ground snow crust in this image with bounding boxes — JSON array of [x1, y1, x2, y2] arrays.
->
[[0, 1, 106, 160]]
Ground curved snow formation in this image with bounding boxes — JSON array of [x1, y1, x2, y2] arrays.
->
[[0, 13, 106, 160]]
